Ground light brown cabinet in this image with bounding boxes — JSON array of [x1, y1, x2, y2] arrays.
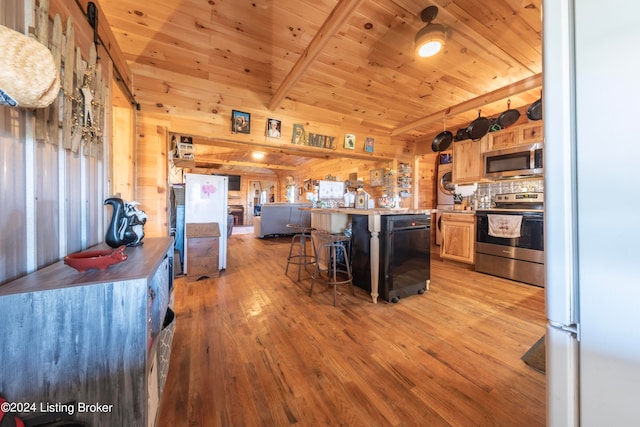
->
[[440, 212, 476, 264], [519, 122, 543, 144], [452, 137, 483, 184], [486, 122, 543, 152]]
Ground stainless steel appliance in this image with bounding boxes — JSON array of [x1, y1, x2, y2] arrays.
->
[[475, 192, 544, 286], [544, 1, 640, 425], [436, 154, 454, 206], [483, 143, 543, 179], [435, 153, 454, 245], [351, 214, 430, 303]]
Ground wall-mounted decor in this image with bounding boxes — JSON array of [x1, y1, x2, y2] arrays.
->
[[364, 137, 375, 153], [291, 123, 335, 149], [266, 118, 281, 138], [344, 133, 355, 149], [292, 123, 307, 144], [232, 110, 251, 134], [303, 179, 313, 192], [370, 168, 384, 187], [308, 132, 335, 148]]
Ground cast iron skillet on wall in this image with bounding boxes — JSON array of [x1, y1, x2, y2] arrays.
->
[[466, 110, 492, 141], [527, 98, 543, 121]]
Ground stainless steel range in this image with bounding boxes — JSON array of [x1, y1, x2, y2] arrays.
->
[[475, 192, 544, 287]]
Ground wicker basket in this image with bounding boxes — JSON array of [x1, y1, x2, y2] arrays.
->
[[0, 24, 60, 109]]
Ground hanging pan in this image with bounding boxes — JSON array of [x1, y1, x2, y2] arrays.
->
[[431, 119, 453, 152], [454, 127, 469, 141], [466, 110, 491, 141], [496, 99, 521, 128], [431, 130, 453, 152], [527, 97, 543, 121]]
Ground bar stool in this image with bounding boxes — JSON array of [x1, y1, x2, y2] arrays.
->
[[310, 230, 354, 306], [285, 224, 317, 281]]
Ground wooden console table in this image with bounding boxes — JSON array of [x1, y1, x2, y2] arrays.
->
[[0, 237, 174, 427]]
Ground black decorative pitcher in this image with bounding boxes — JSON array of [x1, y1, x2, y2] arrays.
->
[[104, 197, 147, 248]]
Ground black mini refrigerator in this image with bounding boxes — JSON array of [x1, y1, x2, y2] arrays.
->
[[351, 214, 430, 303]]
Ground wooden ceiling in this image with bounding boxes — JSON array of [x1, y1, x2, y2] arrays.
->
[[99, 0, 542, 173]]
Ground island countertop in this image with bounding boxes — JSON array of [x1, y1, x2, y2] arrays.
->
[[301, 207, 433, 216], [305, 207, 432, 304]]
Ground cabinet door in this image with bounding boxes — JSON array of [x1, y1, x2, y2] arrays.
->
[[440, 215, 475, 264], [487, 129, 518, 151], [452, 138, 482, 184], [519, 122, 543, 144]]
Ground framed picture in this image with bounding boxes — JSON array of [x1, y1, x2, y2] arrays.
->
[[303, 179, 313, 192], [370, 168, 384, 187], [232, 110, 251, 134], [292, 123, 306, 145], [364, 136, 374, 153], [344, 133, 355, 149], [266, 118, 281, 138], [355, 193, 368, 210]]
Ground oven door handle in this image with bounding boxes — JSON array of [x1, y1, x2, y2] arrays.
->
[[392, 224, 430, 231]]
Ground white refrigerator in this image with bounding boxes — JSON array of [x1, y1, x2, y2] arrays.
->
[[184, 173, 228, 271], [543, 1, 640, 425]]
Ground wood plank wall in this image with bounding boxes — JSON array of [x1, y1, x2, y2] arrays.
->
[[136, 114, 169, 238], [111, 105, 135, 201], [134, 109, 426, 233]]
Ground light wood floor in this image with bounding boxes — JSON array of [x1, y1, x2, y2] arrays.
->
[[158, 233, 546, 426]]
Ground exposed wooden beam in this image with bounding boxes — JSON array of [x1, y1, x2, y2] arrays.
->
[[195, 157, 298, 171], [391, 73, 543, 136], [192, 136, 395, 162], [267, 0, 366, 111]]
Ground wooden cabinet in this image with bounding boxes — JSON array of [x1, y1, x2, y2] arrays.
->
[[486, 122, 544, 152], [0, 238, 174, 427], [452, 137, 483, 184], [186, 222, 220, 280], [486, 128, 519, 151], [440, 212, 476, 264], [519, 122, 543, 144]]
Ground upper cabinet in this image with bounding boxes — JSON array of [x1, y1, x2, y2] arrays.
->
[[519, 122, 544, 145], [485, 122, 544, 152], [452, 121, 544, 185], [452, 136, 484, 184]]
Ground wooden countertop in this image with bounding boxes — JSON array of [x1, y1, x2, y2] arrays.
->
[[0, 237, 174, 296], [302, 207, 433, 215]]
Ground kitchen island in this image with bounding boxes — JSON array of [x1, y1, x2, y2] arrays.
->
[[305, 208, 432, 303]]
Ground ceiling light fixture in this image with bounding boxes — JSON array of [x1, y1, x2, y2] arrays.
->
[[252, 151, 264, 159], [415, 5, 446, 58]]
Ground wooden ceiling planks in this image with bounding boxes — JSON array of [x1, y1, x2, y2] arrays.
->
[[100, 0, 543, 172]]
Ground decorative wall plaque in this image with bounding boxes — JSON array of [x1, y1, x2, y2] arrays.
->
[[370, 168, 384, 187]]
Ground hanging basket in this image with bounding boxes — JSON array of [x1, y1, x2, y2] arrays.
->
[[0, 24, 60, 109]]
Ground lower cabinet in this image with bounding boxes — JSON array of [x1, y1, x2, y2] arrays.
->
[[440, 212, 476, 264], [0, 237, 174, 427]]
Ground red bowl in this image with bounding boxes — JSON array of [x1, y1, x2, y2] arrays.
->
[[64, 245, 128, 272]]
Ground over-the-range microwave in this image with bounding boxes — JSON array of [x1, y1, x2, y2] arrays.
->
[[483, 143, 543, 179]]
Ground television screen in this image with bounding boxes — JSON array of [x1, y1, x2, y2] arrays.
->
[[227, 175, 241, 191]]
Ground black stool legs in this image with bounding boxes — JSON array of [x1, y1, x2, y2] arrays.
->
[[310, 231, 354, 307], [285, 224, 316, 281]]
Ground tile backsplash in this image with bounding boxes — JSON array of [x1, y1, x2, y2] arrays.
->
[[476, 178, 544, 202]]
